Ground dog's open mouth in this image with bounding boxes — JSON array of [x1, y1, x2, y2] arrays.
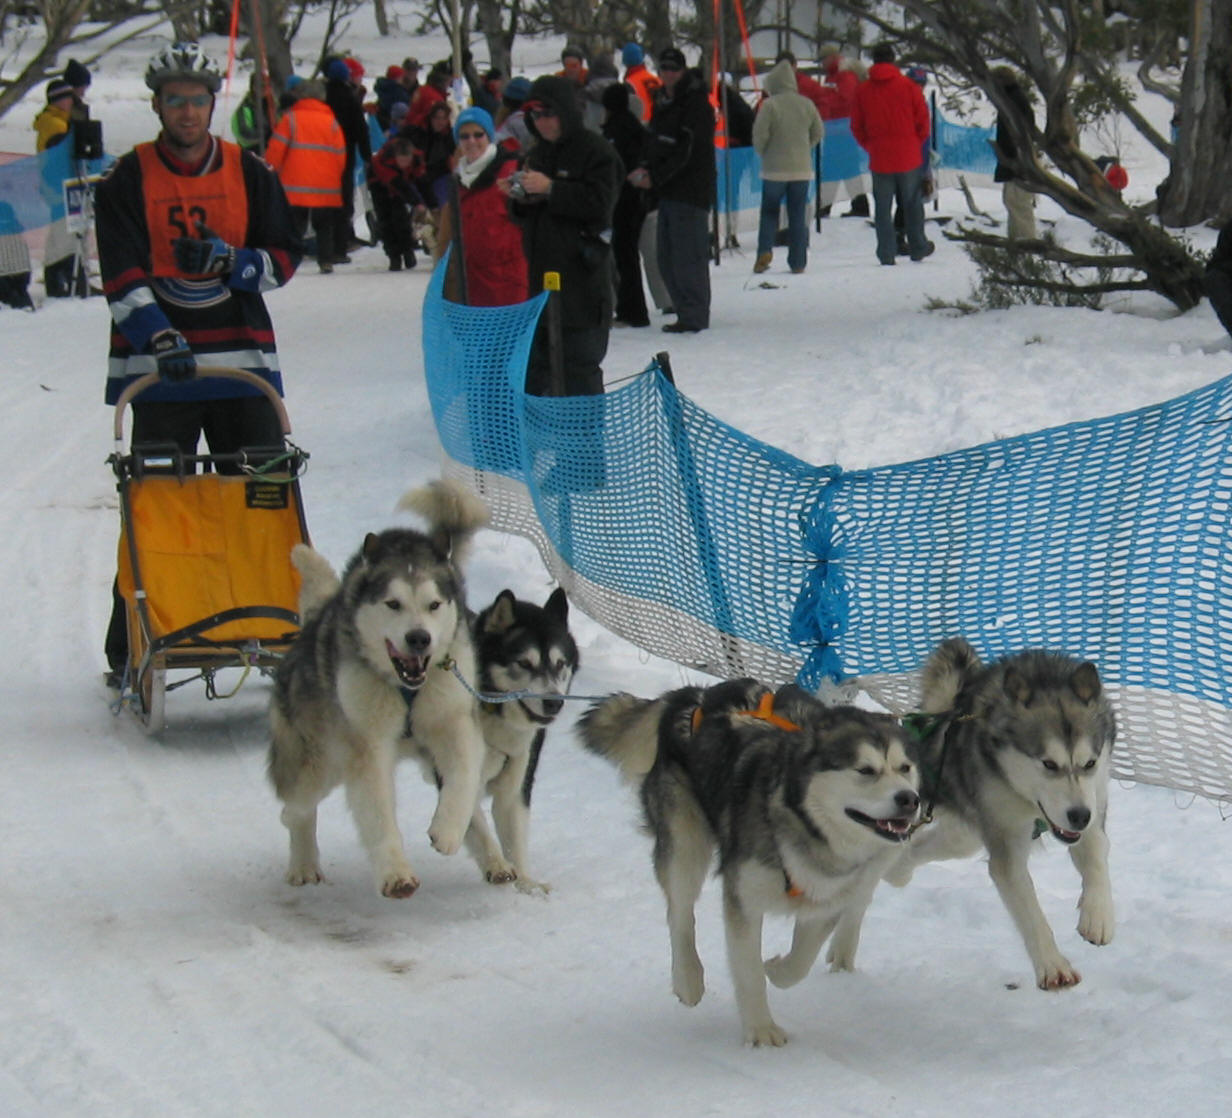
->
[[386, 640, 428, 690], [846, 809, 915, 841], [1038, 807, 1083, 845]]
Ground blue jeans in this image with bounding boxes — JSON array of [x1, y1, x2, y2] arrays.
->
[[872, 166, 927, 263], [757, 179, 810, 271]]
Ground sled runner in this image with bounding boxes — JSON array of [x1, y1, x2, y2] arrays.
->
[[109, 367, 310, 733]]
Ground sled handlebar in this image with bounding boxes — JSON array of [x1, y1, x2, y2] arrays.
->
[[112, 367, 293, 449]]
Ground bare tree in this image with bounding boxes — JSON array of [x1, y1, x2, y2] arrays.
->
[[0, 0, 94, 121], [827, 0, 1205, 311], [1156, 0, 1232, 227]]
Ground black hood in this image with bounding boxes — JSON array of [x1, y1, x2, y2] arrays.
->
[[525, 74, 584, 140]]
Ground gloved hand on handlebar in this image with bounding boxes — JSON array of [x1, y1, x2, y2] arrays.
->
[[172, 221, 237, 277], [150, 329, 197, 382]]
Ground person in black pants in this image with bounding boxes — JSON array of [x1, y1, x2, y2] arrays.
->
[[506, 75, 622, 396], [601, 82, 650, 327], [632, 47, 715, 334], [97, 42, 302, 683]]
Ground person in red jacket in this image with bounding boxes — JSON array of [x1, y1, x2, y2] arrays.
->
[[406, 61, 449, 129], [816, 46, 869, 217], [265, 79, 348, 272], [435, 106, 527, 306], [367, 134, 426, 271], [850, 43, 932, 265]]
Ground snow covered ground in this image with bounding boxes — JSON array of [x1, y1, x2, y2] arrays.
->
[[1, 19, 1231, 1118]]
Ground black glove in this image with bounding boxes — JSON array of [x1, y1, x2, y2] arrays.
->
[[150, 329, 197, 382], [172, 222, 237, 276]]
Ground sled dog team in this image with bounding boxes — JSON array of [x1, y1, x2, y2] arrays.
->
[[269, 479, 1116, 1047]]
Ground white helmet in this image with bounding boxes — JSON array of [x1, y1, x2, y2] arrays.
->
[[145, 41, 222, 93]]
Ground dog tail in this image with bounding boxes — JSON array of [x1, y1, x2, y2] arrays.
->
[[576, 693, 665, 783], [921, 636, 982, 712], [398, 478, 490, 567], [291, 543, 341, 625]]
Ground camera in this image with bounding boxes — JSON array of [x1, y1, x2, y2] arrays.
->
[[507, 171, 529, 202]]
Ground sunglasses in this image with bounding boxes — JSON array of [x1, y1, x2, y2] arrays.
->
[[162, 92, 212, 109], [528, 107, 558, 120], [658, 63, 683, 73], [457, 129, 488, 141]]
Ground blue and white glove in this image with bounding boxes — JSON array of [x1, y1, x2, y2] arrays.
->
[[150, 329, 197, 382], [172, 222, 236, 276]]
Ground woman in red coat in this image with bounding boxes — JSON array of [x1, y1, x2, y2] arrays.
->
[[436, 106, 528, 306]]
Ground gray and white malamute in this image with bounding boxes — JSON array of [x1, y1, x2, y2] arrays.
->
[[578, 679, 920, 1047], [465, 587, 578, 893], [883, 637, 1116, 990], [268, 480, 489, 899]]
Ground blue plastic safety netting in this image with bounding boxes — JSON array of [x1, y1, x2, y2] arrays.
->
[[421, 257, 1232, 803]]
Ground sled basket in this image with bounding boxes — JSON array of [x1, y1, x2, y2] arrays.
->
[[109, 367, 310, 732]]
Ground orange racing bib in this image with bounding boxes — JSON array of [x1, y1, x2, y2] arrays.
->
[[136, 140, 249, 277]]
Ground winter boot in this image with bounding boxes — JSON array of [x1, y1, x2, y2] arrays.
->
[[843, 194, 870, 218], [388, 255, 403, 272], [753, 252, 772, 274]]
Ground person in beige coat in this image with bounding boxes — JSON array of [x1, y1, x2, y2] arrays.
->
[[752, 58, 823, 274]]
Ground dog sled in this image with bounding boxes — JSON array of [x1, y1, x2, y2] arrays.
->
[[108, 367, 310, 733]]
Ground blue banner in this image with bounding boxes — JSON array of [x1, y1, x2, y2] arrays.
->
[[715, 110, 999, 210], [0, 143, 112, 234]]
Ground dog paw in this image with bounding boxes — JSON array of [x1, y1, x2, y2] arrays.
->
[[380, 872, 420, 899], [764, 954, 806, 988], [429, 824, 464, 857], [285, 866, 324, 886], [825, 945, 857, 974], [484, 860, 517, 885], [672, 957, 705, 1006], [744, 1021, 789, 1048], [1077, 898, 1114, 946], [1037, 958, 1082, 990], [513, 877, 552, 896]]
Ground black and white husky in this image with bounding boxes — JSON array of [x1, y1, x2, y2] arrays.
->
[[465, 588, 578, 893], [578, 679, 920, 1047], [267, 480, 489, 898], [882, 637, 1116, 990]]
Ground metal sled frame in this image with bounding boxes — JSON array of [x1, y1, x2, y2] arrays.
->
[[109, 367, 310, 733]]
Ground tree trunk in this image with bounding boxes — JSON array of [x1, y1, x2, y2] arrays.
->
[[1158, 0, 1232, 227], [373, 0, 388, 37], [475, 0, 515, 78], [0, 0, 92, 121], [644, 0, 672, 59]]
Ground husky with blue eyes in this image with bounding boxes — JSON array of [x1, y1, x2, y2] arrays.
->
[[462, 587, 578, 894]]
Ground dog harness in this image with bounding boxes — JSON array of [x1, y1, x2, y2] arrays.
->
[[901, 710, 1051, 839], [689, 692, 802, 735], [689, 694, 807, 898]]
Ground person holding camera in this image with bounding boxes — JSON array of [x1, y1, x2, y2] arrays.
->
[[503, 74, 622, 396], [96, 41, 302, 683]]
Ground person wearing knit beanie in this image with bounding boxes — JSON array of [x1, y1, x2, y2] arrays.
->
[[453, 106, 495, 143], [45, 78, 74, 104], [64, 59, 91, 91], [502, 76, 532, 107], [621, 43, 644, 68]]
